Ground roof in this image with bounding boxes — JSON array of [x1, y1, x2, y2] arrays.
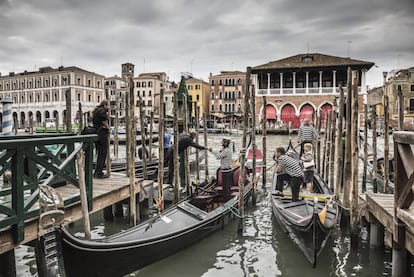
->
[[252, 53, 375, 72]]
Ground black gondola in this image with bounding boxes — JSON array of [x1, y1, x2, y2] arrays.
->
[[60, 167, 252, 277], [270, 144, 340, 267]]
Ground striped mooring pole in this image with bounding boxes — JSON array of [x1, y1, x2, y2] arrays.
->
[[1, 97, 14, 136]]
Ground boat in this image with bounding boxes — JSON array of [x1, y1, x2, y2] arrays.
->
[[246, 147, 263, 174], [270, 145, 340, 267], [60, 166, 253, 277]]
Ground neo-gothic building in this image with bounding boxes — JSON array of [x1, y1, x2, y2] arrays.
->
[[251, 53, 375, 129], [0, 66, 105, 129]]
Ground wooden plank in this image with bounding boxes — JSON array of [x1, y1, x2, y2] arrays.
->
[[366, 193, 394, 230]]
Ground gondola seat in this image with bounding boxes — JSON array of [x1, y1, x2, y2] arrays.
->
[[192, 194, 216, 210]]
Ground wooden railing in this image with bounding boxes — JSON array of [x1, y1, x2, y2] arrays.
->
[[0, 134, 96, 243], [393, 131, 414, 249]]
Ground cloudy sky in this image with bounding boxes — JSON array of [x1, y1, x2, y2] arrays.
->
[[1, 0, 413, 88]]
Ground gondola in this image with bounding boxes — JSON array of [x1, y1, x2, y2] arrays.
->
[[270, 145, 340, 267], [60, 166, 253, 277]]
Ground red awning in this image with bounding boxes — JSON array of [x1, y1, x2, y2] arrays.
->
[[266, 105, 276, 120]]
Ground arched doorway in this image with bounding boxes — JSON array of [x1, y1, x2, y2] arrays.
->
[[320, 103, 333, 128], [280, 104, 300, 129], [36, 111, 42, 126], [265, 104, 277, 128], [20, 111, 26, 128], [299, 104, 315, 123]]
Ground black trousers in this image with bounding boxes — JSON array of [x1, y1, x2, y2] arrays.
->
[[221, 170, 233, 201], [94, 128, 109, 176], [275, 173, 302, 201]]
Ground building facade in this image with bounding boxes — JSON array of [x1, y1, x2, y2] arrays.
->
[[0, 66, 105, 130], [209, 71, 250, 127], [384, 67, 414, 125], [185, 77, 210, 119], [251, 53, 374, 129]]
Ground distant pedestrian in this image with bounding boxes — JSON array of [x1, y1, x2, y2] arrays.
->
[[297, 118, 319, 156], [274, 147, 303, 201], [92, 100, 110, 179], [301, 143, 315, 193]]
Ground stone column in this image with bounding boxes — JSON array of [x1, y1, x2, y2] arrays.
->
[[267, 73, 271, 95], [333, 70, 337, 94], [279, 73, 283, 94], [319, 71, 323, 94], [293, 72, 296, 94], [305, 72, 309, 94]]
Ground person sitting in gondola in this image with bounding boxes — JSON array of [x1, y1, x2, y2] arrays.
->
[[274, 147, 303, 201], [301, 143, 315, 193], [209, 138, 233, 201], [297, 118, 319, 156]]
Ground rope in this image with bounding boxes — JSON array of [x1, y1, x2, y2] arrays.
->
[[223, 203, 244, 218]]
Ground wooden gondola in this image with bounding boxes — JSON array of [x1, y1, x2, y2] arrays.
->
[[60, 166, 253, 277], [270, 145, 340, 267]]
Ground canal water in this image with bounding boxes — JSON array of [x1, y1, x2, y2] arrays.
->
[[15, 133, 403, 276]]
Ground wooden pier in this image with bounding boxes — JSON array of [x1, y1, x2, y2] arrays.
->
[[0, 133, 163, 276], [359, 131, 414, 277]]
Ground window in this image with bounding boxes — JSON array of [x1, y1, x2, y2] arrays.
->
[[88, 95, 92, 101], [212, 92, 215, 99], [142, 82, 146, 87], [77, 93, 81, 101], [148, 81, 153, 87], [411, 84, 414, 92], [77, 78, 81, 85], [137, 91, 140, 97], [188, 85, 193, 90], [195, 84, 200, 90], [238, 104, 241, 111], [143, 91, 146, 97], [219, 92, 222, 99], [410, 72, 414, 79], [148, 100, 152, 106], [149, 91, 152, 96], [219, 80, 222, 85], [211, 104, 214, 111], [88, 80, 91, 87], [136, 82, 141, 88], [410, 98, 414, 112], [219, 104, 222, 111], [211, 80, 215, 85], [196, 94, 200, 101]]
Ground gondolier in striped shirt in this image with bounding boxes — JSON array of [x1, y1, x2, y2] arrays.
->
[[209, 138, 233, 201], [274, 147, 303, 201], [297, 118, 319, 156]]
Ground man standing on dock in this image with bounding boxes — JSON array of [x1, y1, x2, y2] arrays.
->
[[297, 118, 319, 156], [166, 131, 208, 185], [92, 100, 110, 179]]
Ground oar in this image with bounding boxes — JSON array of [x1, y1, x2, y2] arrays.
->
[[276, 192, 332, 202]]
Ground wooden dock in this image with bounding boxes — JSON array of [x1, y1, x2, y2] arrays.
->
[[0, 173, 154, 255]]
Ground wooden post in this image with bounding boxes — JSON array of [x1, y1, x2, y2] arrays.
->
[[114, 96, 120, 160], [261, 95, 267, 188], [203, 112, 209, 181], [183, 95, 190, 195], [322, 113, 330, 180], [77, 151, 91, 239], [65, 88, 72, 133], [0, 250, 16, 277], [342, 67, 352, 209], [157, 88, 165, 211], [334, 85, 345, 198], [106, 99, 111, 178], [397, 85, 404, 130], [127, 77, 137, 225], [350, 70, 359, 245], [383, 94, 390, 192], [315, 115, 322, 172], [372, 110, 378, 193], [238, 67, 250, 234], [329, 106, 337, 192], [173, 95, 180, 202], [139, 97, 148, 180], [362, 104, 369, 192], [251, 87, 257, 204], [369, 218, 384, 248], [149, 111, 154, 161], [78, 102, 83, 134], [194, 104, 200, 181]]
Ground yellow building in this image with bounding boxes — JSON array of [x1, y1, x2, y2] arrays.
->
[[185, 77, 210, 119]]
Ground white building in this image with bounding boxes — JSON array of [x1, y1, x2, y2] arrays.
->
[[0, 66, 105, 129]]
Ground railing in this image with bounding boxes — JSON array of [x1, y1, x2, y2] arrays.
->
[[393, 131, 414, 249], [0, 134, 96, 243]]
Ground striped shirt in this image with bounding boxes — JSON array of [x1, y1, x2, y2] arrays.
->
[[298, 125, 319, 143], [211, 147, 233, 170], [277, 154, 303, 177]]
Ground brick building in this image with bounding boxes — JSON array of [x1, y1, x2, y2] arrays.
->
[[251, 53, 374, 129]]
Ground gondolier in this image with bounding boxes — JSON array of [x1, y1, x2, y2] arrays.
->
[[274, 147, 303, 201], [209, 137, 233, 201], [297, 118, 319, 156]]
